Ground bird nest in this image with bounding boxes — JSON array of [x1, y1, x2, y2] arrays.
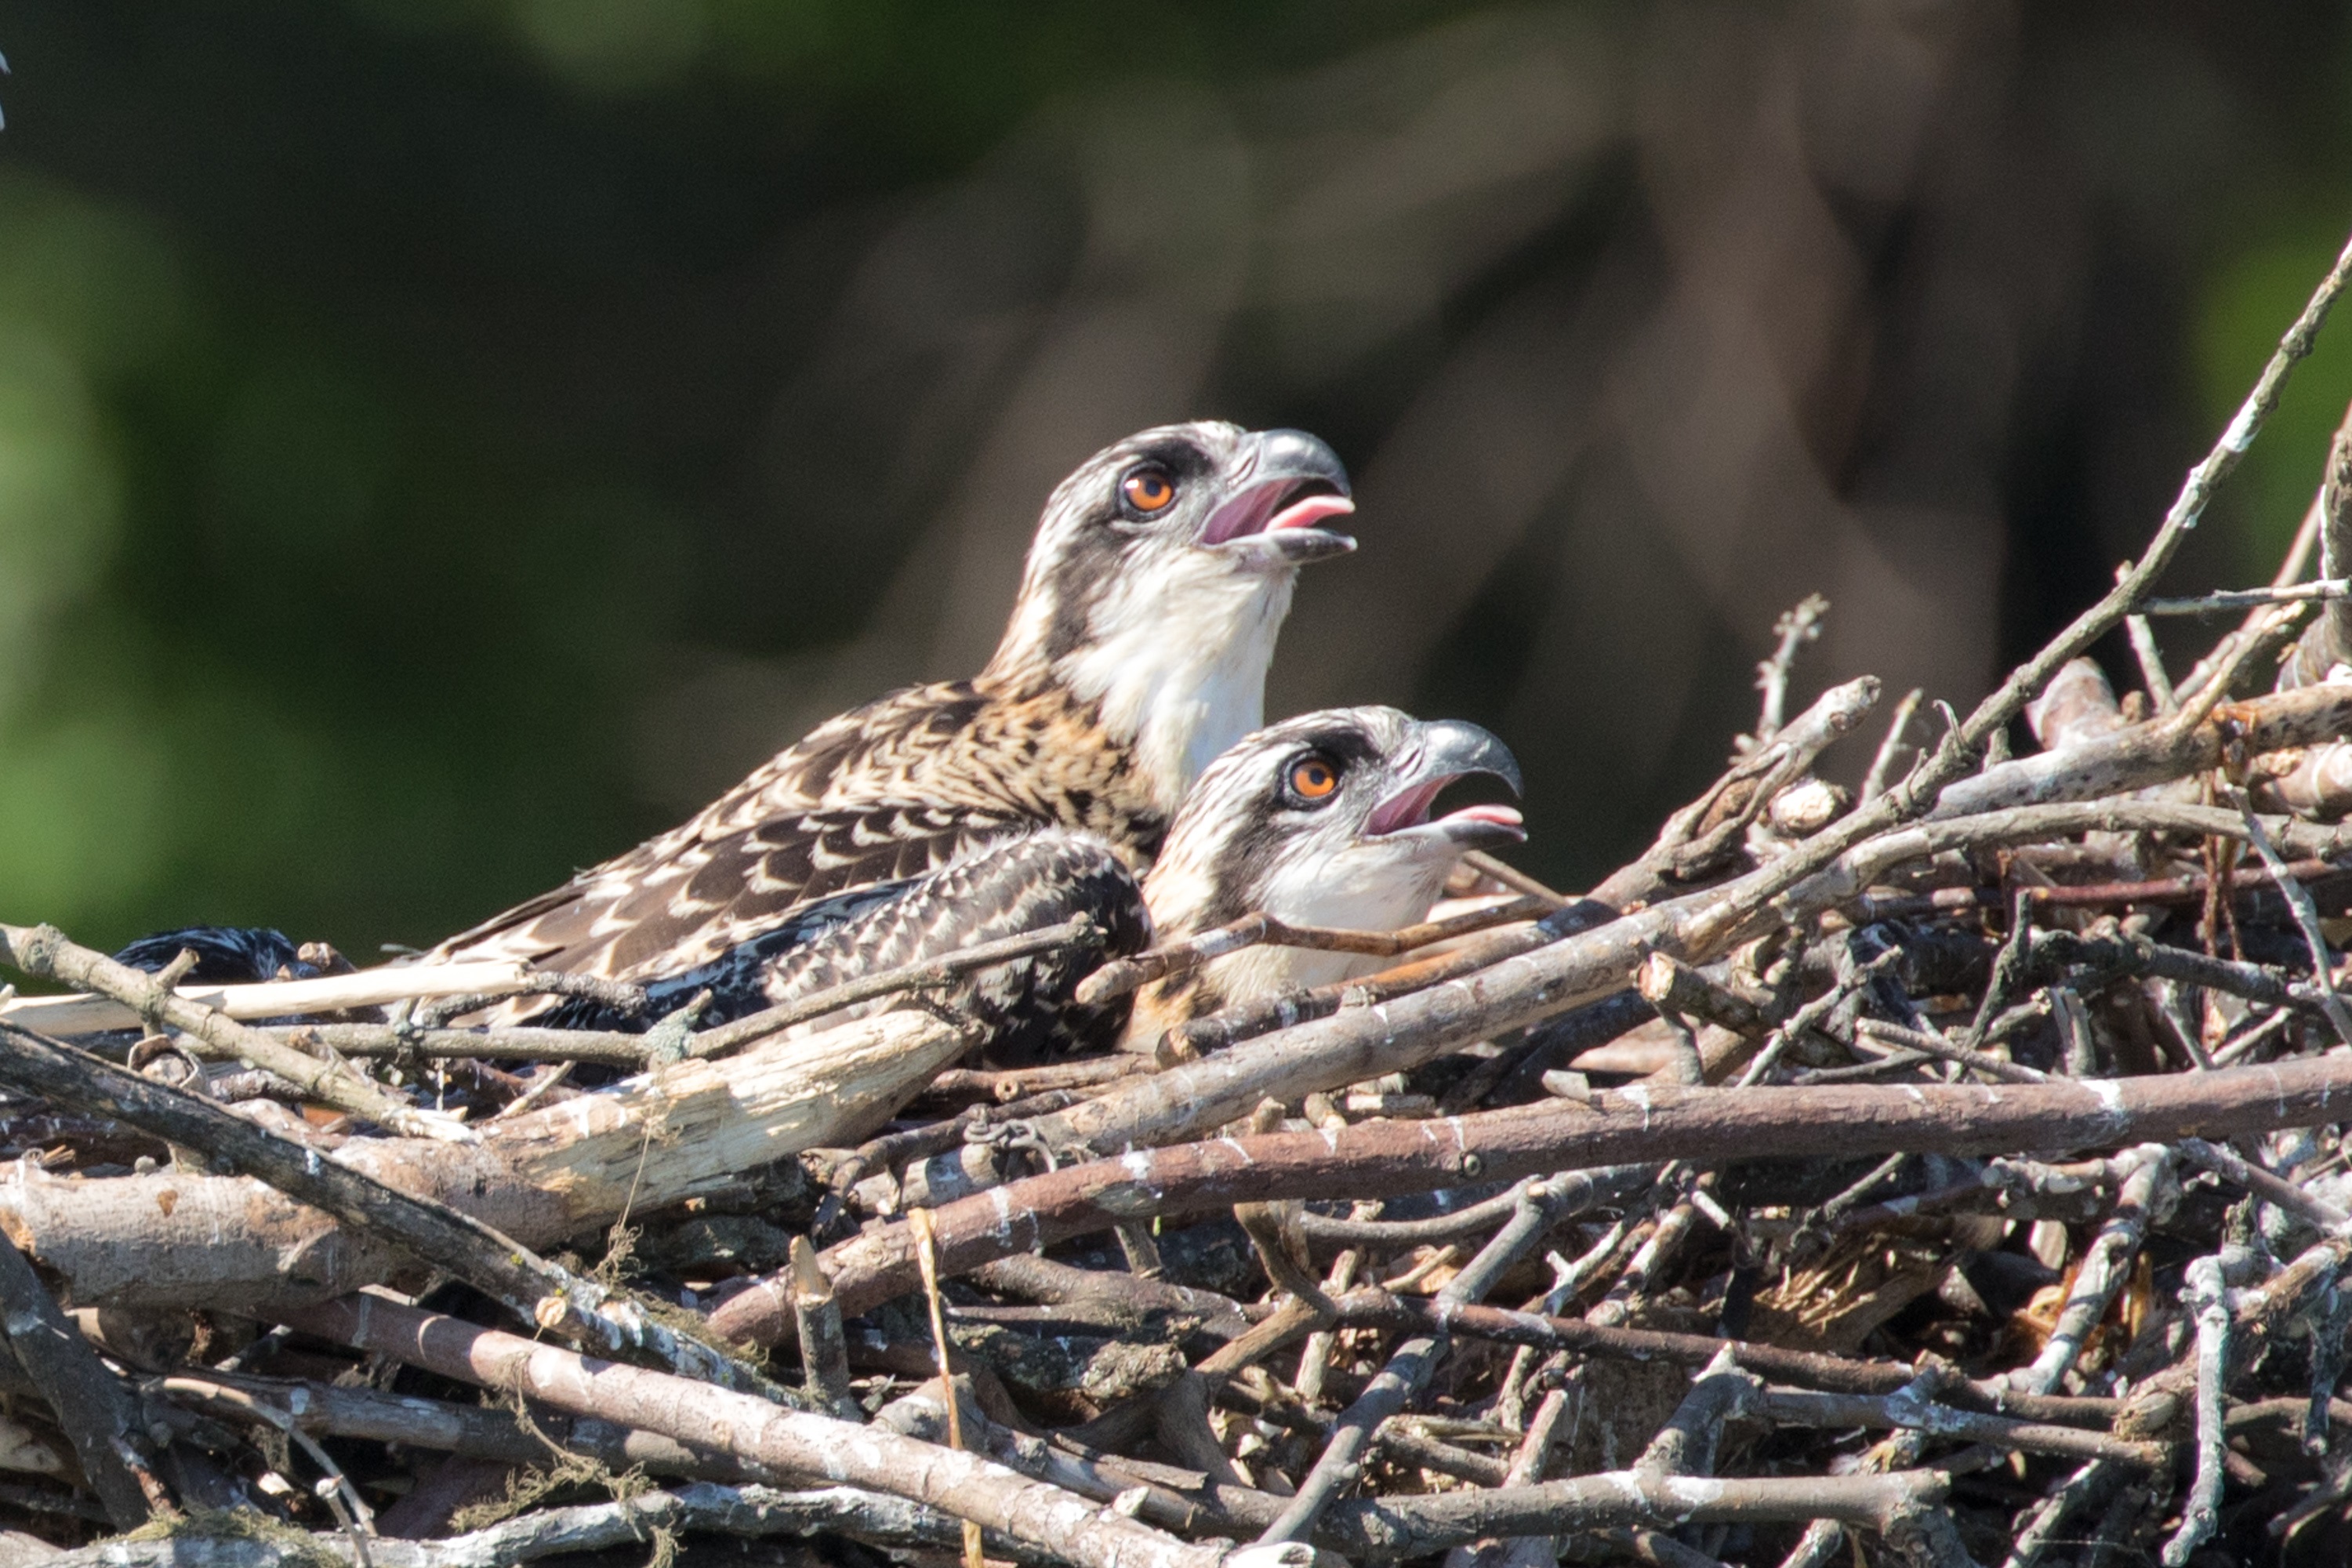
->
[[9, 250, 2352, 1568]]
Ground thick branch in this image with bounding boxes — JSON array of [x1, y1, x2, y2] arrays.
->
[[0, 1020, 769, 1392], [706, 1051, 2352, 1335], [274, 1293, 1221, 1568], [0, 1237, 157, 1527], [0, 1008, 964, 1313]]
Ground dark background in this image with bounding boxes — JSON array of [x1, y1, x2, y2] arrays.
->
[[2, 0, 2350, 956]]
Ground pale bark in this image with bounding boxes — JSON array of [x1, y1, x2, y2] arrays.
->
[[0, 1009, 962, 1311]]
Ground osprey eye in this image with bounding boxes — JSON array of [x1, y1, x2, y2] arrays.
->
[[1120, 466, 1177, 515], [1285, 753, 1341, 805]]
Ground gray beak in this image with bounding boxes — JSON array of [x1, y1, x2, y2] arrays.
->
[[1363, 719, 1526, 847], [1199, 428, 1357, 564]]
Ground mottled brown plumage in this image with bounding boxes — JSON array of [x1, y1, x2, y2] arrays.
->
[[423, 422, 1353, 1012]]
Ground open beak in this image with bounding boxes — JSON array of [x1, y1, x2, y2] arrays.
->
[[1198, 428, 1356, 565], [1363, 719, 1526, 849]]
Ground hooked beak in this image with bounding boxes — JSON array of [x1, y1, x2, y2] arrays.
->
[[1197, 428, 1356, 566], [1363, 719, 1526, 849]]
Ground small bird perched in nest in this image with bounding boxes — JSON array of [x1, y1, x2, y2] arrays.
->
[[622, 706, 1524, 1062], [421, 422, 1356, 1018]]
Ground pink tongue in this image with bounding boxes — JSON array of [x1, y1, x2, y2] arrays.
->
[[1443, 804, 1525, 828], [1267, 493, 1356, 532]]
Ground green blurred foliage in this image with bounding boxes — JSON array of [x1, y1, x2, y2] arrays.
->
[[0, 155, 674, 947], [2201, 234, 2352, 578]]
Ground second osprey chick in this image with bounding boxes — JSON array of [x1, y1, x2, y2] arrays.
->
[[1127, 706, 1525, 1045]]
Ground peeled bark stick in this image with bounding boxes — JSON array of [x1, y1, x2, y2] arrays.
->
[[0, 1020, 768, 1393], [1930, 681, 2352, 820], [2023, 658, 2129, 752], [0, 1238, 157, 1529], [0, 1007, 964, 1313], [2278, 416, 2352, 688], [273, 1292, 1223, 1568], [0, 958, 535, 1038], [0, 923, 471, 1142], [721, 1051, 2352, 1334]]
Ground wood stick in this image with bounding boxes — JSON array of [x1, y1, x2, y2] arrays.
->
[[726, 1051, 2352, 1333], [0, 1237, 158, 1527], [274, 1292, 1223, 1568], [1929, 681, 2352, 819], [0, 924, 470, 1142], [0, 1008, 966, 1312], [168, 1368, 775, 1483], [1318, 1468, 1955, 1558], [260, 1022, 656, 1068], [1076, 898, 1548, 1007], [42, 1482, 1000, 1568], [0, 959, 535, 1037], [1018, 802, 2352, 1171], [1330, 1294, 2117, 1427], [0, 1018, 771, 1392]]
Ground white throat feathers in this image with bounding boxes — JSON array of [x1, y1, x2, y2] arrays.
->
[[1054, 555, 1299, 819]]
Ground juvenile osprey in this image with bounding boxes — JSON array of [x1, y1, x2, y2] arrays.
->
[[622, 706, 1523, 1063], [424, 423, 1355, 1011], [1123, 706, 1525, 1045]]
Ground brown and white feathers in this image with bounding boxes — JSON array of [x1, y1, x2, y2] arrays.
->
[[423, 421, 1353, 1007], [609, 707, 1522, 1065], [1125, 706, 1525, 1045]]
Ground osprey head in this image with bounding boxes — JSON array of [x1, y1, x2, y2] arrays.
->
[[986, 422, 1356, 817], [1144, 706, 1524, 949]]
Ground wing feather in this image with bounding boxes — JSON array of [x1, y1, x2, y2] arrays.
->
[[423, 673, 1153, 1025]]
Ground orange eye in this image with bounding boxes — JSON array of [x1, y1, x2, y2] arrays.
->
[[1287, 754, 1340, 802], [1121, 466, 1177, 514]]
